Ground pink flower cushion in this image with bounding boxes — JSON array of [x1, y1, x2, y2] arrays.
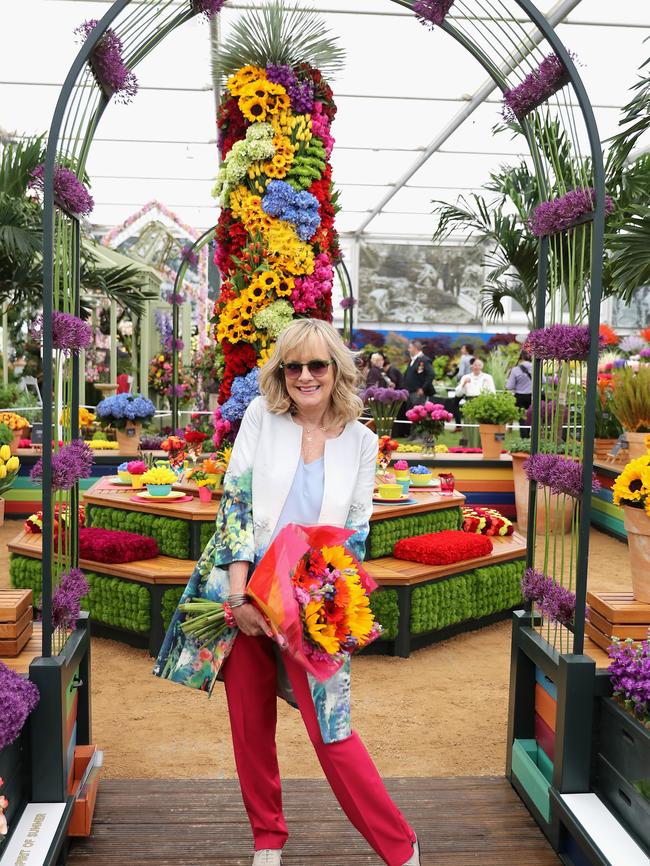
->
[[393, 530, 493, 566], [78, 527, 159, 563]]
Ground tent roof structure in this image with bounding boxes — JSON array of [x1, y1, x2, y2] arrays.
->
[[1, 0, 649, 241]]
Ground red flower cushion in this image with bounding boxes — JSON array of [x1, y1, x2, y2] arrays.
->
[[78, 528, 159, 563], [393, 530, 493, 566]]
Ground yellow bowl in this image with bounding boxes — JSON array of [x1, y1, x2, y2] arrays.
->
[[117, 470, 131, 483], [409, 472, 432, 486], [377, 483, 402, 500], [394, 470, 409, 480]]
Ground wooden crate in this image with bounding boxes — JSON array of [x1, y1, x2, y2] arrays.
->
[[0, 589, 33, 623], [0, 606, 32, 639], [587, 591, 650, 625], [0, 620, 33, 657]]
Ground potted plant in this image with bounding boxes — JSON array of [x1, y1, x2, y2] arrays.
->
[[610, 366, 650, 458], [0, 446, 20, 526], [405, 401, 454, 453], [594, 380, 624, 458], [362, 386, 409, 438], [612, 450, 650, 601], [0, 413, 31, 454], [96, 394, 156, 455], [461, 392, 522, 460], [141, 465, 177, 497]]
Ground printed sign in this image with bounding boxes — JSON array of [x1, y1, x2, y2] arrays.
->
[[494, 433, 506, 442], [30, 423, 43, 445], [0, 802, 66, 865]]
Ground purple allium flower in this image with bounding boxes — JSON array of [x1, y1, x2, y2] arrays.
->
[[32, 311, 92, 356], [52, 568, 89, 630], [521, 567, 578, 627], [525, 399, 569, 427], [641, 348, 650, 359], [529, 187, 614, 237], [340, 297, 357, 309], [140, 434, 163, 450], [180, 244, 199, 268], [523, 452, 600, 498], [192, 0, 226, 20], [75, 20, 138, 103], [0, 660, 40, 750], [29, 164, 94, 217], [30, 440, 93, 491], [362, 386, 410, 404], [165, 290, 187, 305], [503, 53, 570, 121], [414, 0, 455, 28], [524, 324, 592, 360], [267, 64, 315, 114]]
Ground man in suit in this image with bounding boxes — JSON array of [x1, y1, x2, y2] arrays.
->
[[404, 339, 434, 406]]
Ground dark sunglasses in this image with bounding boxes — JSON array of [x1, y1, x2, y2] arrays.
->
[[280, 359, 333, 379]]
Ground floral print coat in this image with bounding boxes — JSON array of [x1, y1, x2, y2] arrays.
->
[[153, 397, 378, 743]]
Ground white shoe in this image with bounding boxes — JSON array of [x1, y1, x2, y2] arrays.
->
[[252, 850, 283, 866], [402, 835, 420, 866]]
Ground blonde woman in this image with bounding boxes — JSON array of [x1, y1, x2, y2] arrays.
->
[[155, 319, 419, 866]]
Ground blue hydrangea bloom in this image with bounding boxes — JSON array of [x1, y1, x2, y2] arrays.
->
[[262, 180, 321, 242], [221, 369, 260, 423]]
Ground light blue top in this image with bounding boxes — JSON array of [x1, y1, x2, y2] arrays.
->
[[270, 456, 325, 543]]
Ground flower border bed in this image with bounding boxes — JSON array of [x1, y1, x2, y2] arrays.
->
[[88, 507, 191, 559], [367, 507, 462, 558]]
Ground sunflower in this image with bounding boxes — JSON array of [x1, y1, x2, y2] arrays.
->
[[612, 455, 650, 506], [265, 89, 291, 116], [275, 275, 295, 297], [344, 577, 376, 643], [239, 93, 268, 123], [264, 155, 289, 179], [247, 276, 269, 304], [322, 545, 355, 575], [227, 65, 265, 96], [304, 600, 340, 655]]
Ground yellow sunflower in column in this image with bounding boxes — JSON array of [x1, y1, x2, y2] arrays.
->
[[226, 65, 265, 97]]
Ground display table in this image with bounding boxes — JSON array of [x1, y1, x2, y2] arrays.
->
[[8, 480, 527, 657]]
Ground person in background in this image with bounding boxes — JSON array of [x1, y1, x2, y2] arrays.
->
[[366, 352, 390, 388], [455, 357, 496, 398], [506, 350, 533, 436], [382, 353, 405, 390], [456, 343, 474, 381], [404, 340, 434, 406]]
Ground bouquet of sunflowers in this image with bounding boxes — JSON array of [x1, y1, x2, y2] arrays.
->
[[612, 442, 650, 517]]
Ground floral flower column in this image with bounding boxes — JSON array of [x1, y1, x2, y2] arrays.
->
[[212, 62, 340, 406]]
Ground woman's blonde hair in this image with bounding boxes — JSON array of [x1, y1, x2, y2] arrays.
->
[[259, 319, 363, 426]]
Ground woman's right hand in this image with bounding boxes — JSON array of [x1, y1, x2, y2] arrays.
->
[[232, 603, 273, 638]]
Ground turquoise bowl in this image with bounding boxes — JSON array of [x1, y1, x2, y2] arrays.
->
[[147, 483, 172, 497]]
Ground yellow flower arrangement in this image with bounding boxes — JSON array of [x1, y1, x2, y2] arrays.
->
[[612, 453, 650, 517], [397, 443, 423, 453], [0, 412, 29, 430], [238, 79, 290, 124], [84, 439, 119, 450], [226, 65, 265, 96], [61, 407, 96, 426], [142, 466, 177, 486], [0, 445, 20, 492]]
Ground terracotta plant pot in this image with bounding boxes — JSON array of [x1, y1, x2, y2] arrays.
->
[[623, 505, 650, 603], [10, 426, 28, 454], [511, 452, 575, 534], [478, 423, 506, 460], [115, 422, 142, 455], [625, 431, 649, 459]]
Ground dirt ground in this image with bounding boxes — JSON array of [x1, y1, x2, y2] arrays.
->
[[0, 520, 630, 779]]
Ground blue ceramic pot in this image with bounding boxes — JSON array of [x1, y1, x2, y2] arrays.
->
[[147, 483, 172, 497]]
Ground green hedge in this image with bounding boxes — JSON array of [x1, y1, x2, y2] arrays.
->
[[410, 560, 524, 635], [162, 587, 185, 631], [10, 554, 151, 634], [368, 507, 462, 559], [200, 521, 215, 550], [369, 588, 399, 640], [89, 507, 191, 559]]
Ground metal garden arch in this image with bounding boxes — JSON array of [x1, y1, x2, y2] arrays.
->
[[40, 0, 606, 673]]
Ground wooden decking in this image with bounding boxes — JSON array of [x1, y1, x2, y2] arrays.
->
[[66, 777, 559, 865]]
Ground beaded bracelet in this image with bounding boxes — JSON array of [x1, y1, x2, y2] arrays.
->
[[223, 601, 237, 629], [228, 593, 248, 607]]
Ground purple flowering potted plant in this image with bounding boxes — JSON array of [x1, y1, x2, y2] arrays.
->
[[362, 386, 409, 438], [96, 393, 156, 455]]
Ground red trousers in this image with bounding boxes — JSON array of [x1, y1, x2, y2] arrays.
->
[[223, 632, 415, 866]]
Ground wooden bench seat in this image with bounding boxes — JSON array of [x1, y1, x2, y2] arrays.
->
[[365, 531, 527, 586], [557, 792, 650, 866], [8, 531, 194, 586]]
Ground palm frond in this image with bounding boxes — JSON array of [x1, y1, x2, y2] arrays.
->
[[213, 1, 345, 81], [609, 206, 650, 304], [81, 257, 159, 319], [0, 136, 45, 198]]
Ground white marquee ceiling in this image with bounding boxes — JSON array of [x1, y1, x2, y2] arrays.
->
[[1, 0, 649, 240]]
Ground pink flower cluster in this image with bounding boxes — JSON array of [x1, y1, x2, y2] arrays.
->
[[406, 402, 454, 423], [211, 406, 232, 449], [291, 253, 334, 313], [311, 103, 335, 157]]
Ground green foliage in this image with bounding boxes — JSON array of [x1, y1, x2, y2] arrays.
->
[[461, 391, 522, 425], [432, 355, 450, 380], [633, 779, 650, 802], [610, 366, 650, 433], [10, 554, 151, 633], [410, 561, 524, 635], [0, 423, 12, 446], [368, 508, 462, 559], [213, 1, 345, 80], [162, 587, 185, 631], [89, 506, 191, 559], [595, 387, 624, 439], [368, 589, 399, 641], [484, 347, 516, 391]]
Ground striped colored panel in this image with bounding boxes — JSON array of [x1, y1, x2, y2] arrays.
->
[[591, 493, 626, 541], [535, 666, 557, 701], [511, 739, 552, 823], [535, 682, 557, 733], [454, 479, 514, 493], [535, 712, 555, 763], [442, 466, 514, 481], [4, 476, 103, 515]]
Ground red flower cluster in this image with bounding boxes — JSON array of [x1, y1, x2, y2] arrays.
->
[[462, 506, 514, 537], [78, 527, 159, 564], [394, 530, 493, 566], [217, 97, 247, 159], [214, 210, 248, 274], [219, 342, 258, 402]]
